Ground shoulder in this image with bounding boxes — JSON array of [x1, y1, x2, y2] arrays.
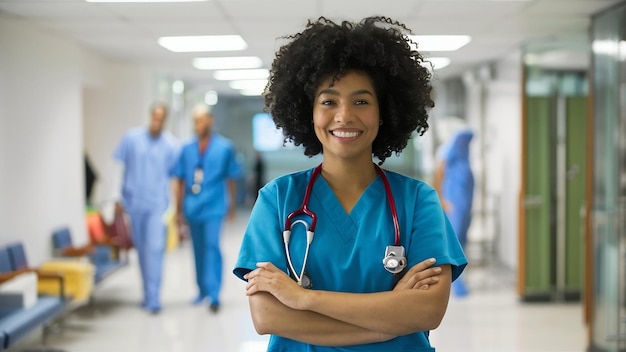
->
[[123, 127, 145, 140], [383, 169, 434, 194], [382, 169, 438, 205], [213, 134, 236, 149], [118, 128, 145, 149], [258, 169, 312, 197], [160, 131, 179, 147], [175, 140, 197, 159]]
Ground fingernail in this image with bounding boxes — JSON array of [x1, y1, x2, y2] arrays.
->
[[433, 267, 442, 273], [420, 285, 429, 290], [429, 258, 436, 264]]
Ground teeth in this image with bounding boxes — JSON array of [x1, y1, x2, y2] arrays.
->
[[332, 131, 360, 138]]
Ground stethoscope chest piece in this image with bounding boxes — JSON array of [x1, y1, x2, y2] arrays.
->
[[382, 245, 407, 274], [298, 273, 313, 289]]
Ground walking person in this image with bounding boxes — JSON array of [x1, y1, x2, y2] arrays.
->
[[114, 102, 179, 314], [173, 104, 242, 312]]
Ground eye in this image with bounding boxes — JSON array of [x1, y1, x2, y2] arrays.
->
[[320, 98, 335, 106], [355, 99, 369, 105]]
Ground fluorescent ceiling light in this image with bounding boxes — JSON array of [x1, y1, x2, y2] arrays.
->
[[424, 57, 451, 70], [87, 0, 206, 2], [205, 90, 218, 105], [158, 35, 246, 53], [239, 89, 265, 96], [214, 69, 269, 81], [409, 35, 471, 51], [229, 80, 268, 90], [193, 56, 263, 70]]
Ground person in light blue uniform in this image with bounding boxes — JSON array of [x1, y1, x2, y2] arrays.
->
[[173, 104, 242, 313], [114, 102, 179, 314], [435, 128, 475, 297], [233, 17, 468, 351]]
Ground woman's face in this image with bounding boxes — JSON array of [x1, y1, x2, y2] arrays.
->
[[312, 70, 380, 164]]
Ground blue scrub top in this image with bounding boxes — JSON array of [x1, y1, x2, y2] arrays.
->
[[172, 133, 242, 222], [114, 127, 179, 214], [437, 130, 474, 213], [234, 167, 467, 352]]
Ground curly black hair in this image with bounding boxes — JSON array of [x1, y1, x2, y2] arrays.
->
[[264, 16, 434, 164]]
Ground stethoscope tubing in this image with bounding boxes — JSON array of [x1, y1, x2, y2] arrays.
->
[[283, 163, 401, 286]]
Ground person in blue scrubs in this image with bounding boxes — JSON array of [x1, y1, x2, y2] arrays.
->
[[114, 102, 179, 314], [233, 17, 468, 351], [434, 128, 475, 297], [173, 104, 242, 313]]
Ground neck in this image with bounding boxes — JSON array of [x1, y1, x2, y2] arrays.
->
[[198, 132, 210, 142], [321, 157, 377, 190]]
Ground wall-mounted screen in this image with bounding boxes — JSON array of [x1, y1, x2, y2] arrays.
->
[[252, 113, 293, 151]]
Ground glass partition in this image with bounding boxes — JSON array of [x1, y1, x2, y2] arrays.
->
[[590, 4, 626, 351]]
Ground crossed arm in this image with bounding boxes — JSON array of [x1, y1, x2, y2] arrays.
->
[[244, 258, 451, 346]]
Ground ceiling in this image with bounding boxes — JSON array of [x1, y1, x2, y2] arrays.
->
[[0, 0, 622, 96]]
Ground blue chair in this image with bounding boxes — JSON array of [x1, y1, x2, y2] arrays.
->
[[5, 244, 27, 271], [51, 227, 128, 285], [0, 243, 65, 349], [0, 247, 13, 275], [5, 243, 65, 298]]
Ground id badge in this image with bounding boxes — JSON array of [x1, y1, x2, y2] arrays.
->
[[194, 167, 204, 183]]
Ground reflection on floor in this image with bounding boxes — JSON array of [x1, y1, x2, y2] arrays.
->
[[12, 209, 585, 352]]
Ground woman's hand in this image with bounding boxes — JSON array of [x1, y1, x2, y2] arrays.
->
[[393, 258, 442, 291], [245, 262, 310, 310]]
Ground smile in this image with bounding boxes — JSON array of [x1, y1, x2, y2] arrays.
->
[[331, 130, 361, 138]]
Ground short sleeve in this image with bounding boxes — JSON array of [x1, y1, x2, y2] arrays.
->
[[408, 187, 467, 281], [113, 133, 129, 163], [171, 148, 185, 179], [233, 184, 287, 281], [168, 138, 182, 177], [226, 145, 243, 179]]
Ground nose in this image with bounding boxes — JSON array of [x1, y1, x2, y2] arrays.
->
[[334, 103, 354, 123]]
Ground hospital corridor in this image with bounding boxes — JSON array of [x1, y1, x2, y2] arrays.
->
[[2, 0, 626, 351], [8, 209, 585, 352]]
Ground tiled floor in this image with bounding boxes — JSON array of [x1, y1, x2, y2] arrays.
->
[[12, 209, 586, 352]]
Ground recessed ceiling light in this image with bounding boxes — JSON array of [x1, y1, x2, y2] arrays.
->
[[239, 89, 265, 96], [409, 35, 471, 51], [214, 69, 269, 81], [205, 90, 218, 105], [87, 0, 207, 2], [423, 57, 451, 70], [193, 56, 263, 70], [229, 80, 268, 91], [158, 35, 246, 53], [172, 80, 185, 94]]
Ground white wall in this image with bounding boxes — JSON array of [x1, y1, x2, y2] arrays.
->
[[0, 15, 155, 265], [0, 16, 85, 265], [82, 52, 153, 210], [484, 56, 522, 270], [463, 51, 522, 270]]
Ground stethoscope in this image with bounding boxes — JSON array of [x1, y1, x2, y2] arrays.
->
[[282, 163, 407, 289]]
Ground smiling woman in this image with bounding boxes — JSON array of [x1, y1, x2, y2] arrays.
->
[[312, 71, 381, 166], [233, 16, 467, 352]]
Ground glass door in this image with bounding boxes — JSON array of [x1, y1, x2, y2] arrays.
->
[[590, 4, 626, 351]]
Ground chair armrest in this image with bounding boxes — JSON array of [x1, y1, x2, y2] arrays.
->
[[0, 269, 28, 284], [27, 269, 66, 300], [62, 244, 94, 257]]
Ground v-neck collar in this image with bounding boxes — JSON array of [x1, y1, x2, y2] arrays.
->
[[311, 174, 384, 243]]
